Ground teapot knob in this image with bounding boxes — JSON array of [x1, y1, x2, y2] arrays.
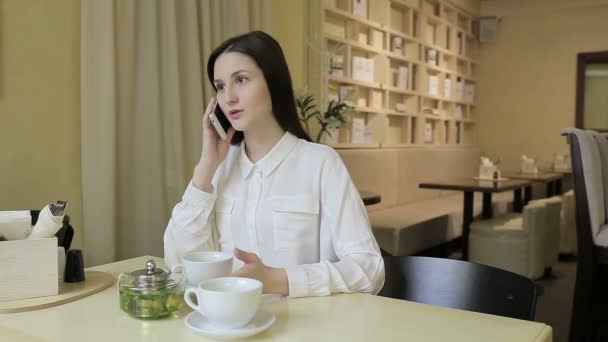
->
[[146, 260, 157, 274]]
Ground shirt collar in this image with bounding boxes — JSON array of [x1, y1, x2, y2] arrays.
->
[[239, 132, 299, 179]]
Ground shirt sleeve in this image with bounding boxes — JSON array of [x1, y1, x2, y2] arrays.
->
[[163, 180, 219, 268], [284, 150, 385, 298]]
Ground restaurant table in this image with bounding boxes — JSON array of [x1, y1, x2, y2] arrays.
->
[[0, 256, 552, 342], [359, 190, 381, 206], [501, 171, 564, 203], [419, 178, 532, 260]]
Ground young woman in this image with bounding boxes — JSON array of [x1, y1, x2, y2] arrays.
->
[[164, 31, 384, 297]]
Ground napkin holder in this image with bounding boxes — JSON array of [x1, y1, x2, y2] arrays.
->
[[479, 165, 498, 180], [553, 154, 571, 172], [520, 159, 538, 174], [0, 237, 59, 302]]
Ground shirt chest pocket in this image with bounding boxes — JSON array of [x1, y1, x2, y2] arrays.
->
[[214, 197, 234, 248], [270, 195, 320, 250]]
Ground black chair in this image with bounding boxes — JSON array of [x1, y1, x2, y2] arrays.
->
[[562, 129, 608, 342], [378, 256, 537, 321]]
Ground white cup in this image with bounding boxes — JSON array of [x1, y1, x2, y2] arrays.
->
[[184, 277, 262, 329], [171, 251, 233, 287]]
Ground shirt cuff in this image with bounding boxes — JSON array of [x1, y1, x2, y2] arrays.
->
[[286, 266, 309, 298], [183, 180, 217, 208]]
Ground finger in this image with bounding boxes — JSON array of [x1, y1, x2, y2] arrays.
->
[[234, 248, 259, 263], [202, 97, 216, 122], [225, 127, 236, 142]]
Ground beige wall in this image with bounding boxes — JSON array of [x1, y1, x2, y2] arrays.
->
[[271, 0, 309, 90], [478, 0, 608, 170], [0, 0, 83, 248]]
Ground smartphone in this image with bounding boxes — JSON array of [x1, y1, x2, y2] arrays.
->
[[209, 103, 232, 140]]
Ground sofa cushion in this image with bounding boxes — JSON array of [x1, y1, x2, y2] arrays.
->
[[370, 192, 513, 255], [338, 146, 482, 211], [338, 149, 400, 210], [396, 147, 481, 205]]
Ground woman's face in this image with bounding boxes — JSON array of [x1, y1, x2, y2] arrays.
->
[[213, 52, 274, 134]]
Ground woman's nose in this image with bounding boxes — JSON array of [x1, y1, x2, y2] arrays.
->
[[224, 85, 238, 105]]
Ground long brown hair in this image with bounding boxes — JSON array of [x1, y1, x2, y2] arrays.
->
[[207, 31, 311, 145]]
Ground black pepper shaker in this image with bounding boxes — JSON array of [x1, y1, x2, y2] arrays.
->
[[64, 249, 86, 283]]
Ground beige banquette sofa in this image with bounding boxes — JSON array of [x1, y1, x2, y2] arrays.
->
[[338, 147, 513, 256]]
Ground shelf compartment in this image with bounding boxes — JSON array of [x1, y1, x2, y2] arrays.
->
[[350, 48, 389, 85], [389, 2, 414, 36], [461, 121, 477, 145], [325, 38, 349, 77], [388, 90, 418, 116], [343, 111, 383, 145], [387, 34, 419, 61], [388, 58, 413, 91], [347, 21, 387, 52], [456, 12, 469, 32], [421, 0, 441, 18], [324, 0, 350, 12], [385, 114, 414, 145], [423, 117, 441, 144]]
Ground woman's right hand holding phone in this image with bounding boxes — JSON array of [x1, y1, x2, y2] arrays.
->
[[193, 97, 235, 192]]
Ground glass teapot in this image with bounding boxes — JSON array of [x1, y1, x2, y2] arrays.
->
[[117, 259, 186, 319]]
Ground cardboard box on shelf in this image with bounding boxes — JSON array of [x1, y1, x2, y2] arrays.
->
[[424, 122, 434, 142], [396, 66, 408, 89], [352, 56, 374, 83], [391, 36, 403, 54], [428, 75, 439, 96], [351, 118, 366, 144], [370, 29, 384, 49], [353, 0, 367, 18]]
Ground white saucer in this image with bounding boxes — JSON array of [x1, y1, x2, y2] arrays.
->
[[185, 310, 276, 340]]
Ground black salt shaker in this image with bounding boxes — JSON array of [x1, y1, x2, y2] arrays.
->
[[64, 249, 86, 283]]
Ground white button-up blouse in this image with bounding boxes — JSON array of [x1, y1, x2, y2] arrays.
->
[[163, 132, 385, 297]]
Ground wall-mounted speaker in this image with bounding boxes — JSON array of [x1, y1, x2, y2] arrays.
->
[[477, 16, 498, 43]]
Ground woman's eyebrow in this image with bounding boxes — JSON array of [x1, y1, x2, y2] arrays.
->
[[214, 70, 249, 83]]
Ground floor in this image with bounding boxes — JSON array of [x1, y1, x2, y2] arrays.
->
[[534, 260, 577, 342]]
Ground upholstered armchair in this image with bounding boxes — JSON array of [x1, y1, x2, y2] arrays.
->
[[468, 200, 547, 279]]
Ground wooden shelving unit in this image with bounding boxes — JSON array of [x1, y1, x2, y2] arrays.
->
[[308, 0, 479, 148]]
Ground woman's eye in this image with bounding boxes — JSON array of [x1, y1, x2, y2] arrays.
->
[[215, 84, 224, 91], [236, 75, 248, 84]]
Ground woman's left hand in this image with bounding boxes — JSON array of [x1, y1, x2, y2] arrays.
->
[[232, 248, 289, 295]]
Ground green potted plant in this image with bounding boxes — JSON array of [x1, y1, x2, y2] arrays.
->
[[296, 91, 351, 144]]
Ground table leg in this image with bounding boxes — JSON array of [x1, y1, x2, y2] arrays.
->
[[524, 186, 533, 205], [546, 181, 555, 198], [462, 191, 474, 260], [555, 179, 563, 195], [513, 188, 523, 213], [482, 192, 493, 219]]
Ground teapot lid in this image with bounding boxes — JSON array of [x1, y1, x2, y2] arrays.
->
[[129, 260, 171, 289]]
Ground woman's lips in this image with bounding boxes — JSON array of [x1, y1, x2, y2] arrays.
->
[[229, 110, 243, 120]]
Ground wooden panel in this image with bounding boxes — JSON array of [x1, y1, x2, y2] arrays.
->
[[0, 238, 58, 302], [0, 271, 113, 313]]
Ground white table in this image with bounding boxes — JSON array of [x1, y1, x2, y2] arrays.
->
[[1, 256, 553, 341]]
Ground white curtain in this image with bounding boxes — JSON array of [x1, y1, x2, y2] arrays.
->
[[81, 0, 272, 266]]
